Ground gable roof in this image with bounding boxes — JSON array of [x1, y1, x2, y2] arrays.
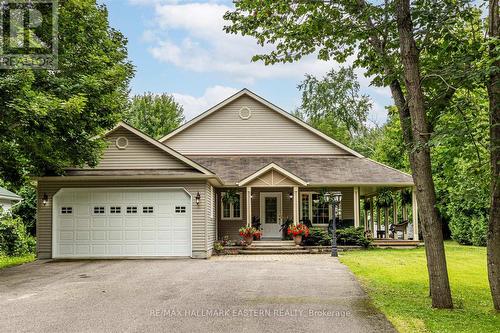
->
[[238, 163, 308, 186], [0, 186, 22, 201], [160, 89, 363, 158], [100, 122, 215, 176]]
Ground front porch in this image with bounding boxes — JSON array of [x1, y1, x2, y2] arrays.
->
[[215, 165, 420, 243]]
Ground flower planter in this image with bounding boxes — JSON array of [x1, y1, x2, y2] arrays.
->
[[293, 235, 303, 245], [244, 236, 254, 246]]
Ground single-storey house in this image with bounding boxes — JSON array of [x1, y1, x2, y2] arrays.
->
[[36, 89, 418, 259], [0, 186, 22, 213]]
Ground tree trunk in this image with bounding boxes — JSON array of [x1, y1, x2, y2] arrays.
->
[[487, 0, 500, 312], [395, 0, 453, 309]]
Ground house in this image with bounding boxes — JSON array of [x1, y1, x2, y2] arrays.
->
[[0, 186, 22, 213], [36, 89, 418, 259]]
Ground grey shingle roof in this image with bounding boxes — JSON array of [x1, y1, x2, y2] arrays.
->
[[189, 155, 413, 186], [0, 186, 21, 200]]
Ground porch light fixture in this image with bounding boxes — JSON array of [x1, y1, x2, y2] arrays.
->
[[288, 192, 293, 200], [195, 192, 201, 205], [42, 193, 48, 206]]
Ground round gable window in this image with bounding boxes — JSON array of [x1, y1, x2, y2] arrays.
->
[[115, 137, 129, 150], [239, 106, 252, 120]]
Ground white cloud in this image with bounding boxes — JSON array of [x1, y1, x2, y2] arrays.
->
[[137, 1, 337, 84], [172, 85, 240, 121]]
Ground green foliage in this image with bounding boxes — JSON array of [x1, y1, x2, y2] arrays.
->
[[0, 0, 134, 186], [124, 93, 184, 139], [11, 182, 37, 235], [303, 227, 331, 246], [0, 215, 36, 256], [295, 67, 370, 143], [222, 189, 239, 205], [375, 188, 394, 209], [336, 227, 372, 248]]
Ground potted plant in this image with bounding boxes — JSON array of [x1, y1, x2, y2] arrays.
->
[[239, 226, 261, 246], [287, 223, 310, 245]]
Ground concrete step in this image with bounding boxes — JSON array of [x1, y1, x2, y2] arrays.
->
[[252, 241, 295, 247], [238, 249, 310, 255], [244, 246, 305, 251]]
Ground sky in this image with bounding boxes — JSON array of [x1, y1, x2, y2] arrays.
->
[[101, 0, 394, 124]]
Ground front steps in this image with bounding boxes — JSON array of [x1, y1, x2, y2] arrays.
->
[[372, 239, 420, 248], [239, 240, 306, 255]]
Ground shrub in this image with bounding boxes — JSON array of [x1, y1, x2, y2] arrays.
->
[[336, 227, 372, 248], [214, 241, 224, 253], [0, 215, 36, 256], [303, 227, 331, 246]]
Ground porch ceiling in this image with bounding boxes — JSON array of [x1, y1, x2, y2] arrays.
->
[[188, 155, 414, 186]]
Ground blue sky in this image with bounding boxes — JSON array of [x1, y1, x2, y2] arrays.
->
[[101, 0, 393, 124]]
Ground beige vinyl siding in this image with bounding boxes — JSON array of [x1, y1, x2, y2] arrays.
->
[[165, 95, 350, 155], [37, 180, 211, 259], [87, 127, 195, 170]]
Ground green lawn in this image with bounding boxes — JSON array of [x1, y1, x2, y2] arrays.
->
[[340, 242, 500, 333], [0, 254, 35, 270]]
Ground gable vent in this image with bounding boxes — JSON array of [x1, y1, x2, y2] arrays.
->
[[239, 106, 251, 120]]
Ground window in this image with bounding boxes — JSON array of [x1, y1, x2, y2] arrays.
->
[[175, 206, 186, 213], [61, 207, 73, 214], [93, 206, 105, 214], [221, 192, 242, 220], [300, 192, 341, 225], [126, 206, 138, 214], [142, 206, 154, 214], [110, 206, 121, 214]]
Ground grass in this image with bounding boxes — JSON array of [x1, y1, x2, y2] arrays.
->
[[0, 254, 35, 270], [340, 241, 499, 333]]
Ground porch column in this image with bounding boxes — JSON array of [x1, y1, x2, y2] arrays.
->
[[384, 208, 389, 239], [363, 198, 368, 231], [354, 187, 360, 228], [412, 186, 419, 241], [293, 186, 299, 225], [246, 187, 252, 227], [370, 197, 375, 235]]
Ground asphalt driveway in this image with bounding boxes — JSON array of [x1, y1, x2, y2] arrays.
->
[[0, 255, 395, 333]]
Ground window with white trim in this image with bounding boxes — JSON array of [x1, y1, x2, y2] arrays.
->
[[126, 206, 138, 214], [61, 207, 73, 214], [93, 206, 105, 214], [300, 192, 341, 225], [110, 206, 121, 214], [221, 192, 242, 220], [142, 206, 154, 214], [175, 206, 186, 213]]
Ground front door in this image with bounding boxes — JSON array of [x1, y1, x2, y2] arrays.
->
[[260, 192, 282, 239]]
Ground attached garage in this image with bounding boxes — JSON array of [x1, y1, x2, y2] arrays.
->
[[52, 188, 192, 258]]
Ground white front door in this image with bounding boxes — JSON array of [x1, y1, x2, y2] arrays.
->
[[260, 192, 282, 239]]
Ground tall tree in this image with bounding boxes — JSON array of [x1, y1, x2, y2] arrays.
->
[[394, 0, 452, 307], [486, 0, 500, 311], [295, 67, 371, 145], [0, 0, 134, 186], [224, 0, 483, 308], [124, 93, 184, 139]]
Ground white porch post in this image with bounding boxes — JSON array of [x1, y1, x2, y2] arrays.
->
[[354, 187, 360, 228], [246, 187, 252, 227], [363, 198, 368, 231], [292, 186, 299, 225], [370, 197, 375, 234], [412, 186, 419, 241]]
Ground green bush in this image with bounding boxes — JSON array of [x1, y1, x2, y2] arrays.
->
[[0, 215, 36, 256], [449, 214, 488, 246], [336, 227, 372, 248], [303, 227, 331, 246]]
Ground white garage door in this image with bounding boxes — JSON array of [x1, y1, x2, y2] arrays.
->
[[53, 188, 192, 258]]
